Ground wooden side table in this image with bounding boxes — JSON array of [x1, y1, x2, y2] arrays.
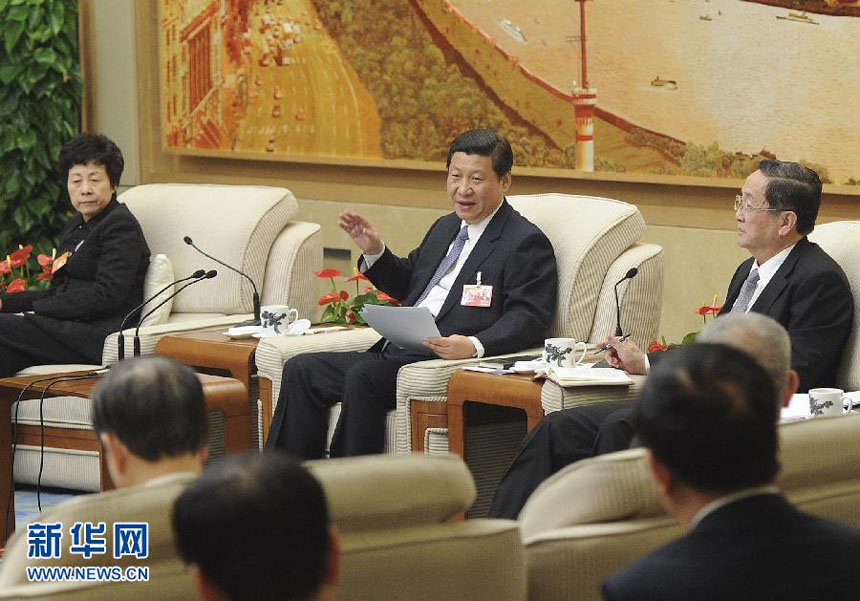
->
[[446, 371, 544, 458], [155, 330, 258, 393], [155, 330, 260, 447], [0, 372, 248, 546]]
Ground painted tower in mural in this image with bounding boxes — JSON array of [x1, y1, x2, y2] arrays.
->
[[573, 0, 596, 171]]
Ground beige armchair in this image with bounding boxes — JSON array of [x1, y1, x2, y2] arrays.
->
[[306, 454, 526, 601], [519, 413, 860, 601], [12, 184, 322, 491], [0, 473, 196, 599], [255, 194, 664, 460], [807, 221, 860, 392]]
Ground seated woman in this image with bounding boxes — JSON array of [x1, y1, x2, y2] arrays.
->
[[0, 133, 150, 376]]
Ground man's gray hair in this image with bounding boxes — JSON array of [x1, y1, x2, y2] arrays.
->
[[699, 313, 791, 393]]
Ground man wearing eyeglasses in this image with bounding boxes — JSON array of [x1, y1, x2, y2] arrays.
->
[[675, 160, 850, 392], [488, 159, 854, 520]]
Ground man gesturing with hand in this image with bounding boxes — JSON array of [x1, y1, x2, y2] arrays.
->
[[266, 130, 558, 459]]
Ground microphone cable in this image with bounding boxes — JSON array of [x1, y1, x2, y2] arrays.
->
[[4, 369, 104, 543], [36, 374, 104, 512]]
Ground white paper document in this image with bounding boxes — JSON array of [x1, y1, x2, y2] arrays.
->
[[361, 305, 440, 353], [543, 367, 632, 387]]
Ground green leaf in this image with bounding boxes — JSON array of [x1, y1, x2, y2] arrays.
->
[[3, 20, 25, 54], [0, 63, 24, 84], [33, 47, 56, 65], [681, 331, 699, 346], [49, 9, 63, 35], [5, 4, 28, 21]]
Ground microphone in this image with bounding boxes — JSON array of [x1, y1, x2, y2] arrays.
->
[[117, 269, 207, 361], [184, 236, 261, 326], [132, 270, 218, 357], [613, 267, 639, 337]]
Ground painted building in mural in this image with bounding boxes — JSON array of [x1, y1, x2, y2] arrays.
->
[[161, 0, 250, 149]]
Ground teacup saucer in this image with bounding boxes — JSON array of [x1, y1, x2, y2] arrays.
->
[[225, 325, 263, 339]]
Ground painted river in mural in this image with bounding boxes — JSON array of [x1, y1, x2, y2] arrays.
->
[[451, 0, 860, 183]]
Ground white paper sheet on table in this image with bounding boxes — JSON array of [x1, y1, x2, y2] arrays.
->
[[360, 305, 440, 353]]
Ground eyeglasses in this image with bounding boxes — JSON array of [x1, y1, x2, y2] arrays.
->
[[734, 195, 784, 214]]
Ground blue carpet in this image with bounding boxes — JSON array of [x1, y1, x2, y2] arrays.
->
[[14, 485, 82, 528]]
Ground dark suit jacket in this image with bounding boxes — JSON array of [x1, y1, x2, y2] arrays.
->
[[364, 199, 558, 356], [0, 198, 150, 362], [603, 494, 860, 601], [719, 237, 853, 392]]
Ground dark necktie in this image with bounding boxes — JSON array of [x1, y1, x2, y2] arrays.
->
[[730, 269, 760, 313], [415, 226, 469, 306]]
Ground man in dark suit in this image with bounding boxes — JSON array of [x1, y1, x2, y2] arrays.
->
[[489, 160, 853, 518], [602, 344, 860, 601], [266, 130, 558, 458]]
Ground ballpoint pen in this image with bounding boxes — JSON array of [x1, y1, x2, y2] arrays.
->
[[591, 333, 631, 355]]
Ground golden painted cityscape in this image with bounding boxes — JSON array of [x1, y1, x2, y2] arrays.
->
[[160, 0, 859, 184]]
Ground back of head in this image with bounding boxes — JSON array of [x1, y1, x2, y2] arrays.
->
[[92, 356, 207, 461], [758, 159, 821, 235], [446, 129, 513, 179], [172, 452, 330, 601], [698, 312, 791, 397], [58, 132, 125, 189], [636, 344, 779, 494]]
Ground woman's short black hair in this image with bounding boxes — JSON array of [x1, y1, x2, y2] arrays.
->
[[58, 133, 124, 188]]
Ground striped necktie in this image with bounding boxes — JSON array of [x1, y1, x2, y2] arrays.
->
[[730, 269, 760, 313], [415, 226, 469, 306]]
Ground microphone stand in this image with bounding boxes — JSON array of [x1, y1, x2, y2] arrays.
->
[[117, 269, 206, 361], [184, 236, 261, 326], [133, 270, 218, 357], [613, 268, 639, 337]]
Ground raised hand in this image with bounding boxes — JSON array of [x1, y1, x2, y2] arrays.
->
[[338, 211, 383, 255]]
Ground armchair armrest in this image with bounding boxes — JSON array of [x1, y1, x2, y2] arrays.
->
[[394, 349, 542, 454], [102, 315, 253, 365], [254, 327, 382, 405]]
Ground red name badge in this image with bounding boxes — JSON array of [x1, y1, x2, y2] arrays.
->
[[461, 284, 493, 307]]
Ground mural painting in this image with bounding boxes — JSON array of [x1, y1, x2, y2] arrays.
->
[[159, 0, 860, 185]]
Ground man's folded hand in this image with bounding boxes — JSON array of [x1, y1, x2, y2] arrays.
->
[[423, 334, 476, 360]]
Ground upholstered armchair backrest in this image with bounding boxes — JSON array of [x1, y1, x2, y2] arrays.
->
[[778, 412, 860, 524], [519, 448, 661, 539], [306, 454, 526, 601], [305, 454, 475, 532], [521, 412, 860, 540], [119, 184, 298, 315], [507, 194, 645, 340], [808, 221, 860, 391], [520, 413, 860, 601], [0, 474, 196, 588]]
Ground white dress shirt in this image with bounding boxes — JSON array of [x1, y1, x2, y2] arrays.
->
[[362, 202, 503, 358], [689, 485, 781, 529]]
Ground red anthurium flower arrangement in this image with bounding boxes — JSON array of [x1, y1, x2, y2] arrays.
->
[[314, 268, 397, 324], [648, 339, 669, 353], [647, 296, 722, 352], [5, 278, 26, 294], [1, 245, 55, 293], [695, 295, 723, 322]]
